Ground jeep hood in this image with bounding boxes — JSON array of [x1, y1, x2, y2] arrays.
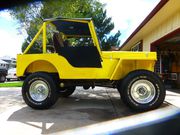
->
[[102, 51, 157, 60]]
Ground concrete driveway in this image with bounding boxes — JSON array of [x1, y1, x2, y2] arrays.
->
[[0, 87, 179, 135]]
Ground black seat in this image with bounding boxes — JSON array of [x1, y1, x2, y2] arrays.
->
[[53, 33, 64, 53]]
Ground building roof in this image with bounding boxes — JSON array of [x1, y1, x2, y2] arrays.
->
[[0, 59, 8, 64], [0, 56, 12, 61], [120, 0, 180, 50]]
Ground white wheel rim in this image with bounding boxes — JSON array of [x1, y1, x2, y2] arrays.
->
[[130, 79, 156, 104], [29, 80, 49, 102]]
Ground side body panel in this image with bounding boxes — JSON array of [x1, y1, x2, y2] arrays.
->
[[17, 53, 118, 79], [17, 51, 156, 80]]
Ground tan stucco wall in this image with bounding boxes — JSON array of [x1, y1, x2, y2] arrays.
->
[[143, 10, 180, 51]]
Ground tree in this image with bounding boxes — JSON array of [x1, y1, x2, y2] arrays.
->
[[9, 0, 120, 52]]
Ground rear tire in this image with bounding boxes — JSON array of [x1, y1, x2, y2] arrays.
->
[[83, 86, 90, 90], [59, 86, 76, 97], [22, 72, 58, 109], [118, 70, 165, 111]]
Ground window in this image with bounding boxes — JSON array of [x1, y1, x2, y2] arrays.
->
[[131, 40, 143, 52]]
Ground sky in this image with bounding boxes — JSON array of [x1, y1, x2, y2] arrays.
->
[[0, 0, 160, 58], [0, 11, 25, 58]]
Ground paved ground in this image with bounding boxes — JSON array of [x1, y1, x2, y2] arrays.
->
[[0, 87, 179, 135]]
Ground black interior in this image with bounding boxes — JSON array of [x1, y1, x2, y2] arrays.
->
[[53, 33, 102, 68], [57, 46, 102, 68]]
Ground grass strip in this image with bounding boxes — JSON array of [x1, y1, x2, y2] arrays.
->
[[0, 82, 23, 87]]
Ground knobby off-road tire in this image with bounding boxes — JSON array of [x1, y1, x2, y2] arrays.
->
[[59, 86, 76, 98], [118, 70, 165, 111], [22, 72, 58, 109]]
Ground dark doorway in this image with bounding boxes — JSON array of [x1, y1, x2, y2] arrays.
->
[[151, 28, 180, 88]]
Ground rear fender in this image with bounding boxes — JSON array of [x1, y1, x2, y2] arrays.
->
[[19, 60, 58, 78]]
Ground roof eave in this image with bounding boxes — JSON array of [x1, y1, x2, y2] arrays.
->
[[120, 0, 169, 50]]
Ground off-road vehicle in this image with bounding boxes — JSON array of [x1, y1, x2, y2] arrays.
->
[[17, 18, 165, 111]]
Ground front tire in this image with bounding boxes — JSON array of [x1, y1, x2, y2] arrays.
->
[[118, 70, 165, 111], [22, 72, 58, 109]]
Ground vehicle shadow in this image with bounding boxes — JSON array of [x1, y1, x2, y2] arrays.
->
[[167, 89, 180, 94], [7, 88, 169, 134]]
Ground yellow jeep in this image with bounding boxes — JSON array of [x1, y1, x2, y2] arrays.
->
[[17, 18, 165, 111]]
